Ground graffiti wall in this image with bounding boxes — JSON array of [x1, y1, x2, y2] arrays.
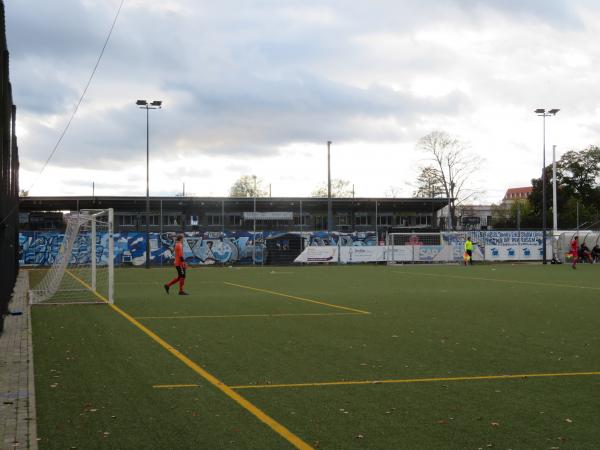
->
[[18, 230, 379, 267]]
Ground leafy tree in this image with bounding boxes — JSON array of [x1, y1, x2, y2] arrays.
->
[[412, 166, 445, 197], [528, 145, 600, 229], [229, 175, 268, 197], [311, 179, 353, 198]]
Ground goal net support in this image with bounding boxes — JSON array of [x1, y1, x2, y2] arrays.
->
[[29, 209, 114, 305]]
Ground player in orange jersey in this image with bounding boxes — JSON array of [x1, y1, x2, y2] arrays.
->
[[164, 234, 189, 295]]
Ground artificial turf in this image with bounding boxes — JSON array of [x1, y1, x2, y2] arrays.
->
[[31, 264, 600, 449]]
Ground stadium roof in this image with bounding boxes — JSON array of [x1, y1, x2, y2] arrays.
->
[[20, 196, 451, 214]]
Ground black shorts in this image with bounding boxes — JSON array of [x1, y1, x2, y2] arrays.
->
[[176, 265, 186, 278], [466, 250, 472, 257]]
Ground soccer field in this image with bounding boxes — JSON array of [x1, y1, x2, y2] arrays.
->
[[31, 264, 600, 449]]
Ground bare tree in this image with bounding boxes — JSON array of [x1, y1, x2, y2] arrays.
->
[[229, 175, 268, 197], [416, 130, 481, 229], [384, 186, 403, 198], [311, 179, 353, 198]]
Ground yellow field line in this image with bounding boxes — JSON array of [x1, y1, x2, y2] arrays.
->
[[64, 272, 312, 450], [230, 371, 600, 390], [225, 282, 371, 315], [65, 270, 108, 303], [390, 269, 600, 291], [153, 384, 201, 389], [136, 312, 364, 320]]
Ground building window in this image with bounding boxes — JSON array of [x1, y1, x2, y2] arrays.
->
[[377, 215, 393, 226], [355, 214, 371, 226], [229, 214, 242, 226], [396, 216, 410, 226], [314, 215, 327, 230], [294, 215, 310, 226], [416, 215, 431, 226], [165, 215, 180, 226], [189, 215, 199, 226], [140, 215, 160, 226], [207, 214, 222, 226], [119, 215, 136, 226], [336, 214, 349, 226]]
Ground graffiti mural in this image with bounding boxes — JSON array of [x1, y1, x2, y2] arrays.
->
[[18, 230, 383, 267]]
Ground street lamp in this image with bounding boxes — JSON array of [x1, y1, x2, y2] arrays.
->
[[534, 108, 559, 265], [327, 141, 332, 233], [137, 99, 162, 269]]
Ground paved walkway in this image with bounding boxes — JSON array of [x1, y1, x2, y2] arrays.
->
[[0, 272, 37, 450]]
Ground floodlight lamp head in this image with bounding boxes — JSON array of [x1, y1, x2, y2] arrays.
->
[[549, 108, 560, 115], [136, 100, 147, 106], [534, 108, 545, 114], [151, 100, 162, 107]]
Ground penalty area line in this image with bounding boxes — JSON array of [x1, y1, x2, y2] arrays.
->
[[230, 371, 600, 390], [66, 272, 312, 450], [135, 312, 365, 320], [225, 282, 371, 315]]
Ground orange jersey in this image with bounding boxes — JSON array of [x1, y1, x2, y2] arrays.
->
[[174, 241, 185, 266]]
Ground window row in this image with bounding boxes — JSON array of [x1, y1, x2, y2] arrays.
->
[[117, 213, 433, 227]]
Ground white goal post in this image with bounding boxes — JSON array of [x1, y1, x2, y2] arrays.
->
[[386, 232, 457, 263], [29, 209, 114, 305]]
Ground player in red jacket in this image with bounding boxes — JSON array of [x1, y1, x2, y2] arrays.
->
[[570, 236, 579, 269], [164, 234, 189, 295]]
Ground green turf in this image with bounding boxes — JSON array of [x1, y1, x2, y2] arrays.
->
[[31, 264, 600, 449]]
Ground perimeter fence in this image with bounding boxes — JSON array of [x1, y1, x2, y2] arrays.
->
[[0, 0, 19, 334]]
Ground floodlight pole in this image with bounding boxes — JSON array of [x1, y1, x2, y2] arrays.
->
[[137, 99, 162, 269], [552, 144, 558, 233], [327, 141, 333, 234], [535, 108, 559, 265]]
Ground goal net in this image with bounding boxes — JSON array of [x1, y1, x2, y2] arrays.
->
[[386, 232, 457, 263], [29, 209, 114, 305]]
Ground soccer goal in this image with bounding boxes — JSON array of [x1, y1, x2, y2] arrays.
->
[[386, 232, 456, 263], [29, 209, 114, 305]]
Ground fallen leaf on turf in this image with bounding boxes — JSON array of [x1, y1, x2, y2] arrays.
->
[[490, 422, 500, 427], [437, 420, 448, 425], [565, 418, 573, 423], [355, 434, 364, 439]]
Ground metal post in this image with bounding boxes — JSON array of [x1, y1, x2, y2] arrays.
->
[[375, 200, 378, 246], [253, 175, 257, 265], [542, 113, 547, 264], [327, 141, 333, 233], [300, 200, 303, 251], [517, 203, 521, 262], [160, 199, 163, 266], [552, 144, 558, 232], [145, 105, 150, 269], [221, 199, 225, 234]]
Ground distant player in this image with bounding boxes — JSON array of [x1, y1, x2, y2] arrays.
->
[[464, 236, 473, 266], [570, 236, 579, 269], [164, 234, 189, 295]]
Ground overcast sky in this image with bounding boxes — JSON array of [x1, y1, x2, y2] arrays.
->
[[6, 0, 600, 203]]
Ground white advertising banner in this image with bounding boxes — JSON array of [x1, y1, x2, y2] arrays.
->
[[341, 246, 386, 262], [294, 246, 338, 263]]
